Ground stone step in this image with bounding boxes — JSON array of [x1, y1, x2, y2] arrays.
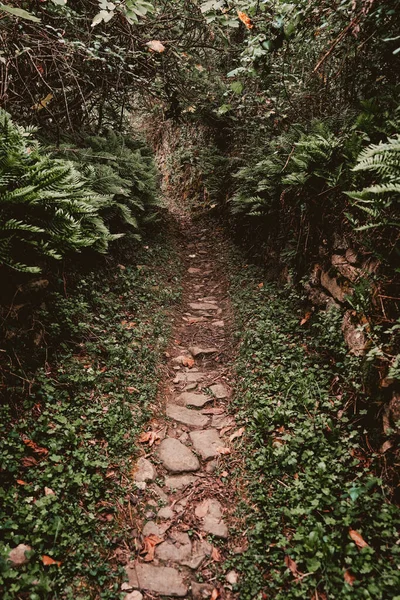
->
[[166, 404, 209, 428], [125, 562, 187, 597], [158, 438, 200, 473], [176, 391, 212, 408], [189, 428, 222, 460]]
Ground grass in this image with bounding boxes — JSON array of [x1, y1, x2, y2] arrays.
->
[[0, 234, 181, 599], [227, 257, 400, 600]]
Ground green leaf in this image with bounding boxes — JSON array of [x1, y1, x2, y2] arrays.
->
[[230, 81, 243, 94], [0, 4, 41, 22]]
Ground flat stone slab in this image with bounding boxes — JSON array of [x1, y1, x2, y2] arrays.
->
[[156, 531, 191, 564], [211, 414, 235, 429], [173, 372, 206, 384], [189, 303, 219, 311], [209, 383, 229, 399], [166, 404, 209, 428], [125, 562, 187, 597], [164, 475, 198, 490], [189, 429, 222, 460], [176, 392, 212, 408], [195, 499, 228, 539], [142, 521, 171, 537], [189, 346, 218, 357], [159, 438, 200, 473], [133, 457, 156, 483]]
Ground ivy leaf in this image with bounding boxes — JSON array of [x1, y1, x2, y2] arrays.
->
[[230, 81, 243, 94]]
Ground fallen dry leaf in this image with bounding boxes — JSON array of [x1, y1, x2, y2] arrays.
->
[[300, 311, 312, 326], [349, 529, 368, 548], [21, 456, 38, 468], [126, 386, 139, 393], [237, 11, 254, 29], [42, 555, 61, 567], [139, 431, 160, 447], [44, 487, 55, 496], [146, 40, 166, 53], [202, 407, 225, 415], [229, 427, 245, 442], [16, 479, 28, 485], [211, 546, 222, 562], [216, 446, 231, 455], [141, 534, 163, 561], [284, 554, 299, 578], [221, 470, 228, 478], [21, 437, 48, 456], [344, 569, 356, 585], [211, 589, 220, 600], [257, 282, 264, 288], [182, 356, 195, 368]]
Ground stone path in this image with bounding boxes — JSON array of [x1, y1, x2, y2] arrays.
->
[[124, 224, 239, 599]]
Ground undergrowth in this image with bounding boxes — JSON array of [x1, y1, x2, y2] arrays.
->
[[228, 259, 400, 599], [0, 234, 181, 599]]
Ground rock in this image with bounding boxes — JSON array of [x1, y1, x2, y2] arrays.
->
[[174, 372, 206, 384], [345, 248, 359, 264], [133, 457, 156, 483], [191, 581, 214, 599], [159, 438, 200, 473], [304, 283, 331, 307], [181, 539, 212, 569], [185, 383, 198, 391], [211, 414, 235, 429], [188, 268, 202, 274], [166, 404, 209, 428], [209, 383, 228, 399], [331, 254, 360, 283], [342, 311, 367, 356], [172, 355, 194, 365], [156, 532, 192, 564], [320, 271, 351, 303], [205, 460, 217, 473], [149, 483, 169, 504], [164, 475, 197, 490], [189, 346, 218, 357], [177, 392, 212, 408], [195, 499, 228, 539], [189, 429, 222, 460], [189, 303, 219, 312], [179, 432, 189, 443], [142, 521, 170, 537], [125, 562, 187, 597], [157, 506, 175, 520], [125, 592, 143, 600], [226, 570, 239, 585], [212, 320, 225, 327], [8, 544, 32, 567]]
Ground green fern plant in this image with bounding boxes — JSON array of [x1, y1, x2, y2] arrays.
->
[[58, 130, 160, 238], [0, 110, 119, 273], [346, 134, 400, 232]]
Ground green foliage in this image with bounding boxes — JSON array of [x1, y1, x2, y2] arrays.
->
[[58, 130, 160, 237], [346, 135, 400, 236], [0, 237, 181, 599], [228, 258, 400, 600], [0, 111, 120, 273]]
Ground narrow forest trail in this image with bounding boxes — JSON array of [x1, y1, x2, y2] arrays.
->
[[124, 218, 242, 599]]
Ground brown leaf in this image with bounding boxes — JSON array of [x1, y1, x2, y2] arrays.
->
[[44, 487, 55, 496], [349, 529, 368, 548], [237, 11, 254, 29], [202, 407, 225, 415], [344, 570, 356, 585], [211, 546, 222, 562], [126, 386, 139, 393], [146, 40, 166, 53], [139, 431, 160, 447], [216, 446, 231, 455], [257, 282, 264, 288], [300, 311, 312, 326], [141, 534, 163, 562], [182, 356, 195, 368], [229, 427, 245, 442], [21, 437, 48, 456], [21, 456, 38, 468], [284, 555, 299, 577], [211, 589, 220, 600], [16, 479, 28, 485], [42, 555, 61, 567], [195, 499, 210, 518]]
